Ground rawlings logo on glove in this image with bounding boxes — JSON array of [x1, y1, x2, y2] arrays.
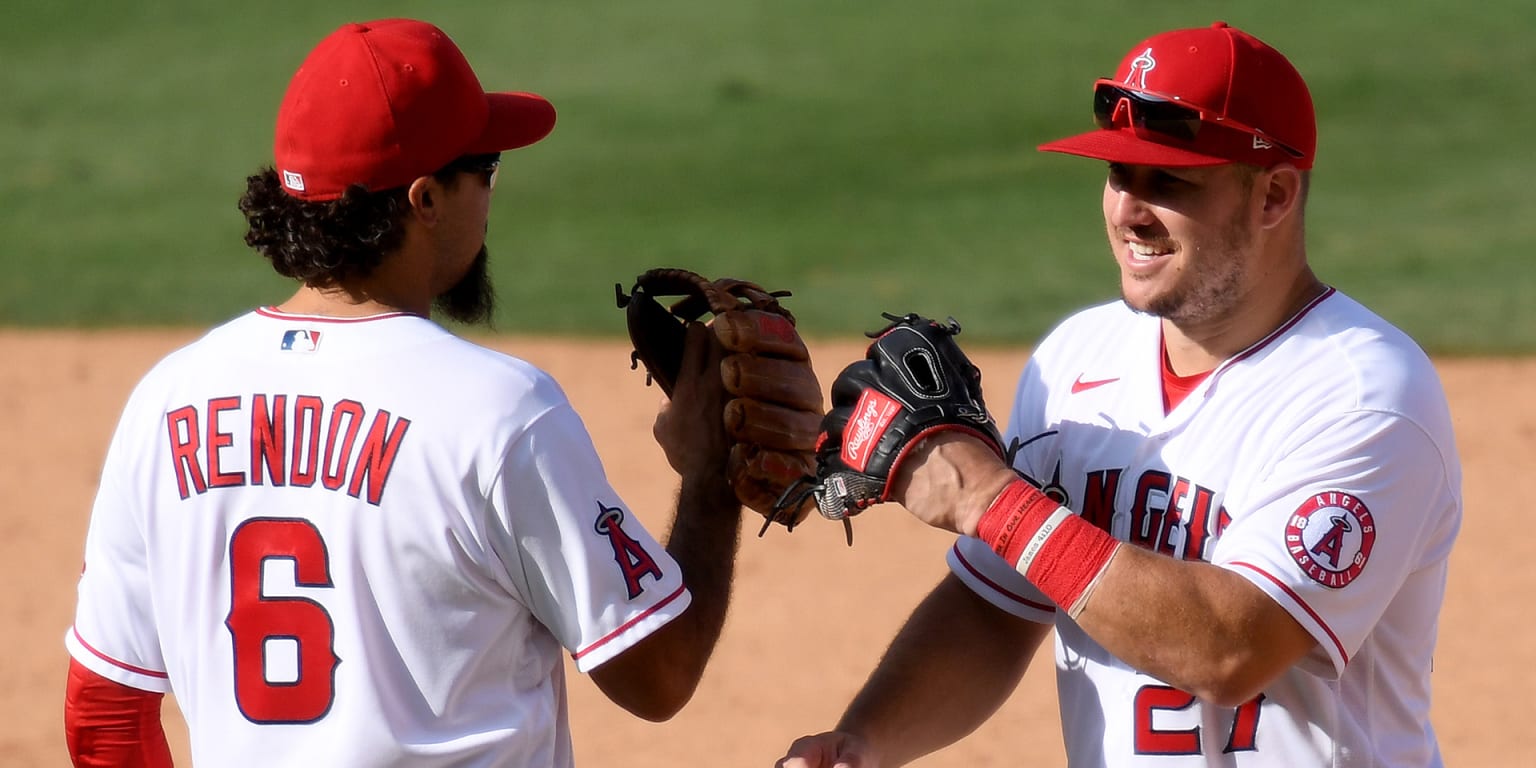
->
[[844, 391, 900, 471], [776, 312, 1005, 542]]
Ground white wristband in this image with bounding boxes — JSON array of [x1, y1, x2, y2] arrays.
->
[[1013, 505, 1073, 577]]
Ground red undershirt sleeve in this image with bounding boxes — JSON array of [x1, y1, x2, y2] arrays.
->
[[64, 658, 173, 768]]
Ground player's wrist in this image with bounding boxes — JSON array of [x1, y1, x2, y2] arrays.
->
[[681, 468, 737, 511], [893, 432, 1015, 536], [973, 479, 1061, 560], [974, 478, 1122, 616]]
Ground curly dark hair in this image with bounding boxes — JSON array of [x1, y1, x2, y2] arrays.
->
[[238, 158, 487, 286]]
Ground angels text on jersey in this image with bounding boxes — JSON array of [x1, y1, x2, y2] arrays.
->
[[1023, 446, 1229, 564]]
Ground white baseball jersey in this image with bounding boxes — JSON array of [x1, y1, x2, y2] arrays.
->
[[949, 289, 1460, 766], [67, 308, 691, 767]]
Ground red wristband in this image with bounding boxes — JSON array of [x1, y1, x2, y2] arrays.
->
[[974, 479, 1121, 613], [974, 479, 1061, 564]]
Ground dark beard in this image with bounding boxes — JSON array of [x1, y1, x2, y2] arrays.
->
[[434, 246, 496, 326]]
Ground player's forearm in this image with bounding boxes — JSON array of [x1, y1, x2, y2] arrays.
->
[[966, 477, 1312, 706], [1071, 546, 1313, 706], [666, 470, 742, 640], [592, 472, 740, 721], [838, 576, 1044, 766], [64, 659, 174, 768], [660, 472, 743, 690]]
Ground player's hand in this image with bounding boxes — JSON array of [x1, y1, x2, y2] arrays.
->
[[653, 322, 730, 480], [776, 730, 878, 768], [889, 432, 1017, 538]]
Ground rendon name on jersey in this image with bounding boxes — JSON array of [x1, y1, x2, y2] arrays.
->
[[164, 393, 411, 506]]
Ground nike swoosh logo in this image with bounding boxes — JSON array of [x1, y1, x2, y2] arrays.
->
[[1070, 374, 1120, 394]]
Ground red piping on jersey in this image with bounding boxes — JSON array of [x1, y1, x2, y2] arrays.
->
[[1223, 287, 1335, 369], [254, 307, 421, 323], [1227, 561, 1349, 665], [572, 583, 689, 661], [1192, 288, 1333, 403], [70, 627, 170, 679], [951, 543, 1058, 614]]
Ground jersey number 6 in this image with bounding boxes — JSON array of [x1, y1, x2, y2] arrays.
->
[[225, 517, 340, 724]]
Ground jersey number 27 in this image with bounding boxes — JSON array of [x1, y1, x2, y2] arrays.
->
[[1135, 685, 1264, 755]]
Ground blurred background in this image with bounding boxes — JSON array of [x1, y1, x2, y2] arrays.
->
[[3, 0, 1533, 350]]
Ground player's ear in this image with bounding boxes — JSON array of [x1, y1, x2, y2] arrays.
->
[[1257, 165, 1303, 230], [406, 176, 441, 225]]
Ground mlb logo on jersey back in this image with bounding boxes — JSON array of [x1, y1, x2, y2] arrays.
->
[[280, 329, 323, 352]]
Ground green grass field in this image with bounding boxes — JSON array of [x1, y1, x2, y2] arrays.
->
[[3, 0, 1533, 351]]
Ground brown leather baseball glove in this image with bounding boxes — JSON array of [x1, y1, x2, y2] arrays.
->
[[616, 268, 823, 533]]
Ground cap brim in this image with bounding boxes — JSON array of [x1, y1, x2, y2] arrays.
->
[[1037, 127, 1229, 167], [470, 91, 557, 153]]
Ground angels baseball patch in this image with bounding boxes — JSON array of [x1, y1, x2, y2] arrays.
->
[[1286, 491, 1375, 588]]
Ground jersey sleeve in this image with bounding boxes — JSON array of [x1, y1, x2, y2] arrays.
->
[[66, 404, 172, 693], [486, 403, 690, 674], [1212, 409, 1459, 677], [948, 538, 1058, 623]]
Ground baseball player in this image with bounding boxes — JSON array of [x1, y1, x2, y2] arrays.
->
[[65, 19, 747, 767], [779, 22, 1461, 767]]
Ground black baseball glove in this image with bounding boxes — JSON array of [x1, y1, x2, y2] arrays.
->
[[776, 312, 1005, 540]]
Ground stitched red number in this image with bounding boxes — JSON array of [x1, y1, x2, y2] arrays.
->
[[225, 518, 339, 723], [1134, 685, 1264, 755], [1224, 693, 1264, 753], [1134, 685, 1201, 754]]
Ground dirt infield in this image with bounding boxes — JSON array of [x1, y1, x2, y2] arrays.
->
[[2, 328, 1530, 767]]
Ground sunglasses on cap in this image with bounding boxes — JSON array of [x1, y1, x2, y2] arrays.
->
[[1092, 80, 1304, 159], [438, 153, 502, 189]]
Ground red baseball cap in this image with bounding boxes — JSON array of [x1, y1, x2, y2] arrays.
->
[[1038, 22, 1315, 169], [273, 19, 557, 201]]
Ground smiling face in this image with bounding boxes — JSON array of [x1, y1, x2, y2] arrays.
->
[[1101, 162, 1264, 327]]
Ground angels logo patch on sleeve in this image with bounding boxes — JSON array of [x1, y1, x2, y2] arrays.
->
[[1286, 491, 1375, 588], [594, 501, 663, 598]]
